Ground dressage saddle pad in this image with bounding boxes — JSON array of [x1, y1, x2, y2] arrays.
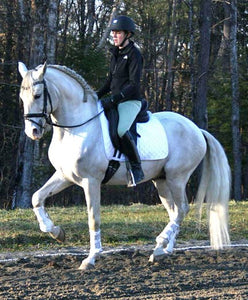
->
[[98, 102, 168, 161]]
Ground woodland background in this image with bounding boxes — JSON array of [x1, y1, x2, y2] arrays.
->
[[0, 0, 247, 208]]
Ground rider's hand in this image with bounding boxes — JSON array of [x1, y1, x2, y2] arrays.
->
[[101, 96, 115, 110]]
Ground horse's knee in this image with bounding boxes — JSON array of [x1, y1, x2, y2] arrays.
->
[[32, 191, 42, 208]]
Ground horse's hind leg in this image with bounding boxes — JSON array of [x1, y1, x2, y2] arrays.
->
[[150, 178, 189, 261], [32, 171, 72, 242]]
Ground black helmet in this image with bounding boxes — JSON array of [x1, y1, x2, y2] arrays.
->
[[111, 15, 135, 34]]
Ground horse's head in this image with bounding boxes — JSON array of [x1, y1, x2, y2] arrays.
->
[[18, 62, 49, 140]]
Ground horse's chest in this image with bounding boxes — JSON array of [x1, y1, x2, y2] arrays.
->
[[49, 136, 88, 168], [49, 134, 103, 177]]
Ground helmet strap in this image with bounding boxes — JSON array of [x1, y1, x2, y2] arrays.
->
[[119, 32, 132, 48]]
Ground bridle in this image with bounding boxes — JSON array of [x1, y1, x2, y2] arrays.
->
[[23, 80, 53, 128], [23, 79, 103, 129]]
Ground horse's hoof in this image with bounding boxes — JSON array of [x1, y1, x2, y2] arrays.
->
[[49, 226, 65, 243], [149, 253, 169, 263], [149, 247, 172, 262], [149, 253, 165, 263], [78, 262, 95, 271], [149, 254, 155, 263]]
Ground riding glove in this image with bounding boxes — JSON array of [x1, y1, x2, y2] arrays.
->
[[101, 92, 125, 110], [101, 96, 115, 110]]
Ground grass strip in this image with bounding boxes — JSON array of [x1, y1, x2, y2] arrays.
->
[[0, 201, 247, 253]]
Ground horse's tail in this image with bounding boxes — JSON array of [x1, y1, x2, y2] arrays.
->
[[196, 129, 231, 249]]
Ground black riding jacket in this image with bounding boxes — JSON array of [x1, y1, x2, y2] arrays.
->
[[97, 41, 143, 102]]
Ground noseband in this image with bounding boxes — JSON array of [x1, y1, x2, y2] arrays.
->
[[23, 79, 103, 129]]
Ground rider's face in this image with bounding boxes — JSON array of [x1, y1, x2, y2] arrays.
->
[[111, 30, 129, 48]]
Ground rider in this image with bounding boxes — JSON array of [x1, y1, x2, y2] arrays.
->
[[97, 15, 144, 185]]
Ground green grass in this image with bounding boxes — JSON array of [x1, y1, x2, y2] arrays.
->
[[0, 201, 247, 253]]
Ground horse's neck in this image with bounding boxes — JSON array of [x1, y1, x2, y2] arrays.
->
[[46, 71, 98, 130]]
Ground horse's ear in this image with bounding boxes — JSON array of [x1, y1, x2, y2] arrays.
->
[[36, 62, 47, 79], [42, 61, 47, 75], [18, 62, 28, 78]]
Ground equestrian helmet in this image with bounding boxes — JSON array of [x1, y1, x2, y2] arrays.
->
[[111, 16, 135, 34]]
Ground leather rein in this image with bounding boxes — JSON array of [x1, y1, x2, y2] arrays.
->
[[24, 79, 103, 129]]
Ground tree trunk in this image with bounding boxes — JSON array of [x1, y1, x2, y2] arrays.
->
[[47, 0, 58, 64], [165, 0, 177, 111], [217, 1, 231, 67], [188, 0, 195, 116], [13, 131, 35, 208], [14, 0, 48, 208], [29, 0, 48, 67], [193, 0, 211, 130], [230, 0, 241, 200], [87, 0, 95, 38]]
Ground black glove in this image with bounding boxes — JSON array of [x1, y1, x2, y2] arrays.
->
[[101, 93, 125, 110], [101, 96, 115, 110]]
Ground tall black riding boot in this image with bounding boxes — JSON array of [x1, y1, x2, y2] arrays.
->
[[120, 131, 144, 185]]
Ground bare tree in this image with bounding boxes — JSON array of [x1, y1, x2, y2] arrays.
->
[[188, 0, 195, 115], [193, 0, 211, 130], [87, 0, 95, 38], [29, 0, 48, 67], [47, 0, 59, 63], [230, 0, 241, 200], [14, 0, 49, 208], [165, 0, 177, 111], [217, 1, 231, 64]]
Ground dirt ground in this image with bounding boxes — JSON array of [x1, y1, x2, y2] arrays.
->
[[0, 243, 247, 300]]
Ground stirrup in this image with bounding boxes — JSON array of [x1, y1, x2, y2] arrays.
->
[[127, 169, 136, 187]]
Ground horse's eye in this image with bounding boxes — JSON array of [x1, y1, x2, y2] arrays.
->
[[34, 94, 41, 99]]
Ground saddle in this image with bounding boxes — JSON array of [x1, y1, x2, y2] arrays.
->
[[102, 99, 149, 184], [104, 99, 149, 150]]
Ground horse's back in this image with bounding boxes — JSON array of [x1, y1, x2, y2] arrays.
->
[[154, 111, 200, 132], [154, 111, 205, 141], [154, 111, 207, 172]]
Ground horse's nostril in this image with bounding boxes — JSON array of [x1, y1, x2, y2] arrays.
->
[[33, 128, 39, 136]]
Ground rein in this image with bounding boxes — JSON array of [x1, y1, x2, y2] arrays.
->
[[24, 79, 104, 129]]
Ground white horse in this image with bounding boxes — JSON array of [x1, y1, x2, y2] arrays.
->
[[18, 62, 231, 270]]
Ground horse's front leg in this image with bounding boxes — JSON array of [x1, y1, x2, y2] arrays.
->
[[32, 171, 72, 242], [78, 177, 102, 270]]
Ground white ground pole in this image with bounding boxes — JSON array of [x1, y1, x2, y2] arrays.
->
[[1, 242, 248, 263]]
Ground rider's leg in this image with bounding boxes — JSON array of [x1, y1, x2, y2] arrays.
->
[[120, 131, 144, 184], [117, 100, 144, 184]]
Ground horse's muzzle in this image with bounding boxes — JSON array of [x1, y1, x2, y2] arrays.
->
[[25, 119, 45, 140]]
